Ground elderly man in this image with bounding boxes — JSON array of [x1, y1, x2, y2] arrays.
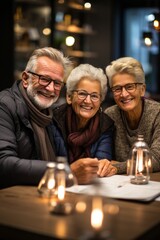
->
[[0, 47, 72, 189]]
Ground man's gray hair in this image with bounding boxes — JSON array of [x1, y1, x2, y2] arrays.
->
[[25, 47, 72, 78]]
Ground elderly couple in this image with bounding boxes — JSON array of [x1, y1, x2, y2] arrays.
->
[[0, 47, 160, 189]]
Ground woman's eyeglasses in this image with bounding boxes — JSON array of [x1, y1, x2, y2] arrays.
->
[[72, 90, 101, 102], [28, 71, 64, 90], [111, 83, 143, 96]]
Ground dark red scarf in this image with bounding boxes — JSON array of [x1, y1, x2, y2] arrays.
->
[[67, 106, 100, 163]]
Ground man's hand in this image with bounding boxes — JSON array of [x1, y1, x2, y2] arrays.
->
[[70, 158, 99, 184]]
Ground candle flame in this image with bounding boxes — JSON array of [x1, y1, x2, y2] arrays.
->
[[57, 169, 66, 201], [47, 179, 55, 190], [148, 158, 152, 168], [136, 148, 143, 173], [58, 185, 65, 201], [91, 197, 103, 230]]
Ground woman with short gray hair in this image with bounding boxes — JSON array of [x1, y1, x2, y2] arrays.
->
[[105, 56, 160, 174], [52, 63, 117, 184]]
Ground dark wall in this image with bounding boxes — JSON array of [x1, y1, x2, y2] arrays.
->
[[0, 1, 14, 91], [87, 0, 115, 70]]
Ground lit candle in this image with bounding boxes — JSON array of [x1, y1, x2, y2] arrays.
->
[[87, 196, 110, 240], [57, 185, 65, 201], [47, 179, 55, 190], [148, 158, 152, 172], [50, 163, 73, 215], [131, 148, 149, 184], [136, 148, 144, 176], [57, 169, 66, 202], [91, 197, 103, 231], [130, 135, 150, 185]]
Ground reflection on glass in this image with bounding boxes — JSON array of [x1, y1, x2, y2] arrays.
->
[[129, 135, 151, 185], [91, 196, 103, 231], [37, 162, 56, 198], [49, 157, 77, 215]]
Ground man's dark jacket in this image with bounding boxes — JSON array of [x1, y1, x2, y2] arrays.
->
[[0, 80, 55, 189]]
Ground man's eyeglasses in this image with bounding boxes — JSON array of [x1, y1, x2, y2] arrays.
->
[[72, 90, 101, 102], [27, 71, 64, 90], [111, 83, 143, 96]]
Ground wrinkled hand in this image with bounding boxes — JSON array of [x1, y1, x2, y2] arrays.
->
[[97, 159, 117, 177], [70, 158, 99, 185], [110, 160, 119, 165]]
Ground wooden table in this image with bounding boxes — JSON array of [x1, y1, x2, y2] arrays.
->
[[0, 173, 160, 240]]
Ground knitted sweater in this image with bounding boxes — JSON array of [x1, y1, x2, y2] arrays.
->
[[105, 98, 160, 174]]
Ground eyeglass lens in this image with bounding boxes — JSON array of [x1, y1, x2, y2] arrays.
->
[[111, 83, 142, 95], [28, 71, 63, 90], [74, 90, 100, 102]]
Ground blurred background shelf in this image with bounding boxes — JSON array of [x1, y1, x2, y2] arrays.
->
[[13, 0, 97, 77], [55, 24, 96, 35], [66, 49, 97, 58], [1, 0, 160, 100]]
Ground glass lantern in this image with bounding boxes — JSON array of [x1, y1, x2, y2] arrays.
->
[[129, 134, 151, 185], [37, 156, 77, 214], [49, 159, 77, 215], [37, 157, 77, 199], [37, 162, 56, 198], [56, 156, 77, 187]]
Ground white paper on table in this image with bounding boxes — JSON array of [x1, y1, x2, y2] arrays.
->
[[66, 175, 160, 202], [156, 196, 160, 201]]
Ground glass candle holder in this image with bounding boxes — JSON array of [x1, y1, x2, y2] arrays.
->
[[37, 162, 56, 198], [79, 179, 112, 240], [49, 157, 77, 215], [129, 135, 151, 185]]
